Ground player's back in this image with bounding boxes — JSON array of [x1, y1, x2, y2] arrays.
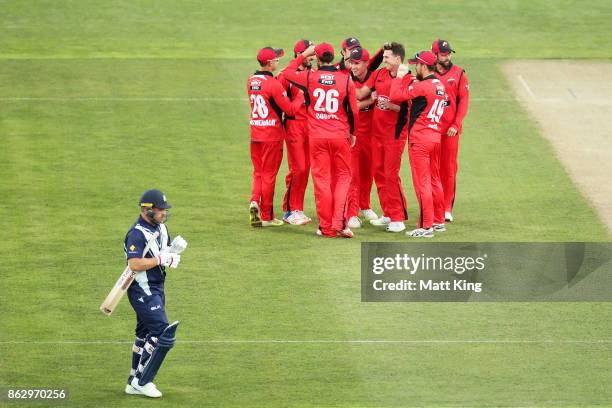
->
[[305, 67, 355, 139], [408, 76, 447, 144], [247, 72, 286, 142]]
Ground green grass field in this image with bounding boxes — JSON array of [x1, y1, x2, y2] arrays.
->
[[1, 1, 611, 406]]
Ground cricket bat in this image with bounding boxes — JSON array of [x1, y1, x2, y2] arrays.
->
[[100, 231, 160, 316]]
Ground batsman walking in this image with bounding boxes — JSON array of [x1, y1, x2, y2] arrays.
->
[[122, 189, 187, 398]]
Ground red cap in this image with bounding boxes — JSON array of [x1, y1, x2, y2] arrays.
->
[[294, 39, 313, 54], [341, 37, 360, 50], [350, 47, 369, 62], [257, 47, 285, 64], [315, 42, 334, 59], [408, 51, 437, 66], [431, 39, 455, 55]]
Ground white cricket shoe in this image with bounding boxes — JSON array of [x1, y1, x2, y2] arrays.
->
[[337, 228, 354, 238], [406, 228, 434, 238], [284, 211, 310, 226], [348, 216, 362, 229], [125, 384, 141, 395], [445, 212, 453, 222], [262, 218, 284, 227], [360, 209, 378, 221], [130, 378, 162, 398], [295, 211, 312, 224], [386, 221, 406, 232], [433, 223, 446, 232], [370, 216, 391, 226], [250, 201, 262, 227]]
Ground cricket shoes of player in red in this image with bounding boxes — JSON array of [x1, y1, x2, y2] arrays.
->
[[386, 221, 406, 233], [262, 218, 284, 227], [348, 216, 362, 229], [337, 228, 354, 238], [283, 210, 311, 225], [406, 227, 434, 238], [433, 223, 446, 232], [445, 212, 454, 222], [360, 209, 378, 221], [370, 216, 391, 226], [250, 201, 262, 227]]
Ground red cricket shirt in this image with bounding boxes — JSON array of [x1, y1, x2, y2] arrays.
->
[[434, 64, 469, 133], [282, 55, 359, 140], [390, 74, 448, 144], [247, 71, 304, 142], [366, 68, 411, 140]]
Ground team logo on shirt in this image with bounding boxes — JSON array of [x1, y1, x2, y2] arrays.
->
[[130, 245, 136, 251], [250, 79, 262, 91], [318, 74, 336, 86]]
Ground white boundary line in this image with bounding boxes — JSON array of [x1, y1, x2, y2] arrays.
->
[[517, 74, 537, 101], [0, 339, 610, 345]]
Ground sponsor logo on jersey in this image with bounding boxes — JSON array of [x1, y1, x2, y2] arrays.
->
[[250, 79, 262, 91], [318, 74, 336, 86]]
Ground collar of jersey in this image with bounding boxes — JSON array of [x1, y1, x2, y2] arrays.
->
[[319, 66, 338, 72], [138, 215, 159, 231], [254, 70, 273, 77]]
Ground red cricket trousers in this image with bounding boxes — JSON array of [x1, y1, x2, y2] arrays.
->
[[372, 137, 409, 222], [358, 132, 374, 210], [408, 142, 445, 229], [250, 140, 283, 221], [347, 132, 375, 219], [309, 137, 352, 236], [440, 133, 460, 212], [347, 141, 360, 220], [282, 120, 310, 213]]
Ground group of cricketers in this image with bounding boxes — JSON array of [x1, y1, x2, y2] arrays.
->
[[247, 37, 469, 238]]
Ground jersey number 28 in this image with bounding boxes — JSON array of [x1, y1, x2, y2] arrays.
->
[[250, 94, 269, 119]]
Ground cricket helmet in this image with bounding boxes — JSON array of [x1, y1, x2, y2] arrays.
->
[[139, 189, 172, 209]]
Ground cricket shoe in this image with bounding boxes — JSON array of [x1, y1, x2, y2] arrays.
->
[[295, 210, 312, 224], [130, 378, 162, 398], [250, 201, 262, 227], [262, 218, 284, 227], [360, 209, 379, 221], [284, 211, 310, 226], [406, 228, 434, 238], [445, 212, 454, 222], [386, 221, 406, 233], [125, 384, 141, 395], [370, 216, 391, 226], [348, 216, 362, 229], [433, 223, 446, 232], [337, 228, 354, 238], [316, 228, 336, 238]]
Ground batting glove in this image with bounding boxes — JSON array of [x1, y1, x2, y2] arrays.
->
[[157, 251, 181, 268], [169, 235, 188, 254]]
